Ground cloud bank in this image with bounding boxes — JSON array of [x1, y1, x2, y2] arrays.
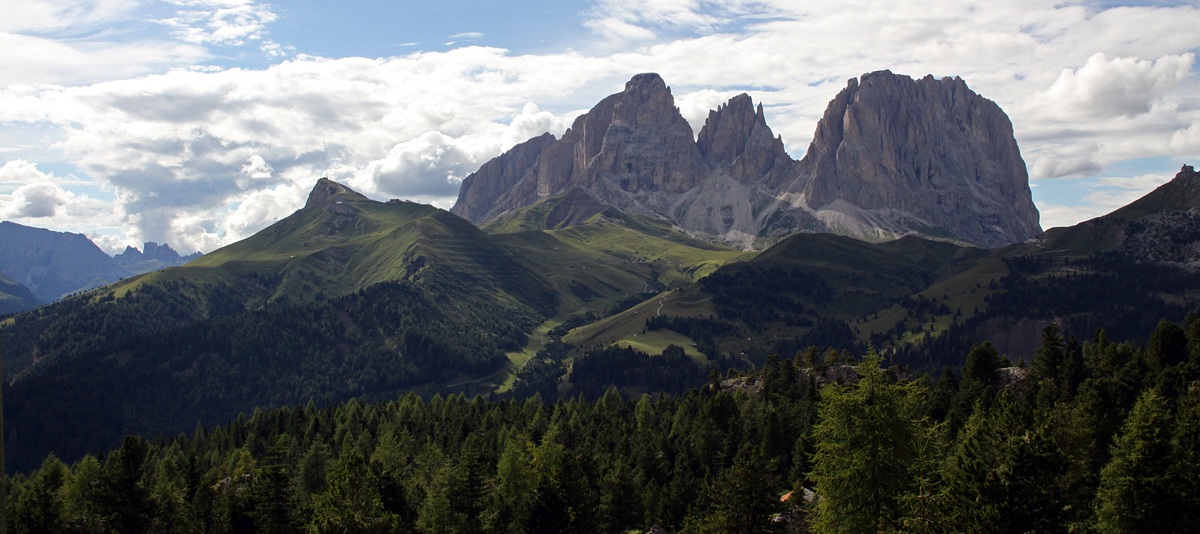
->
[[0, 0, 1198, 253]]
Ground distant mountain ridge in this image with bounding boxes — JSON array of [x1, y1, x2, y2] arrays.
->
[[113, 241, 202, 274], [453, 71, 1041, 248], [0, 221, 130, 302]]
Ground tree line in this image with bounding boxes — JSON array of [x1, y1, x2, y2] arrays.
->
[[4, 316, 1200, 533]]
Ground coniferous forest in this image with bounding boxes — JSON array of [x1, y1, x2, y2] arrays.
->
[[5, 315, 1199, 533]]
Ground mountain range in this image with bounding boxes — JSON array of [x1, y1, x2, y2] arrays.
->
[[2, 73, 1198, 472], [0, 221, 202, 314], [454, 71, 1041, 249], [113, 241, 202, 274]]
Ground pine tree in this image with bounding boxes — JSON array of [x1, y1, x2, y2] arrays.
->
[[483, 434, 535, 534], [809, 352, 927, 533], [310, 447, 398, 533], [1167, 393, 1200, 531], [1146, 320, 1188, 370], [93, 436, 153, 534], [251, 439, 300, 534], [683, 444, 781, 534], [1095, 390, 1178, 532]]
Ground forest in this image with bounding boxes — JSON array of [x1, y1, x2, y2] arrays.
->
[[4, 313, 1199, 533]]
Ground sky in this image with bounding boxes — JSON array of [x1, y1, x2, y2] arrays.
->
[[1, 1, 1198, 255]]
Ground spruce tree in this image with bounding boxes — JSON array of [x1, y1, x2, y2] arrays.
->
[[809, 352, 927, 533], [1095, 390, 1178, 532]]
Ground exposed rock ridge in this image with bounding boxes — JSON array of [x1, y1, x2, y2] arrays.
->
[[113, 241, 203, 275], [452, 71, 1043, 249], [773, 70, 1040, 248], [451, 133, 555, 222]]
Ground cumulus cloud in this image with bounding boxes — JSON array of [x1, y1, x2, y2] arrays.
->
[[1030, 53, 1194, 120], [0, 160, 119, 242], [350, 132, 474, 199], [0, 158, 73, 216], [1027, 143, 1104, 180], [0, 161, 74, 219], [240, 155, 272, 180], [4, 182, 69, 218]]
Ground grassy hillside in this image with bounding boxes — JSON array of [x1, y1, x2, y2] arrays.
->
[[0, 271, 41, 315]]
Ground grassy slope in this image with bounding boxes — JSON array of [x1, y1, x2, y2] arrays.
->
[[0, 271, 41, 315], [567, 233, 989, 357], [488, 197, 751, 370]]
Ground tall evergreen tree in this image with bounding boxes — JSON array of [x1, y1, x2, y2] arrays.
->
[[94, 436, 154, 534], [1168, 393, 1200, 531], [1146, 320, 1189, 370], [683, 444, 781, 534], [809, 352, 927, 533], [1095, 390, 1179, 532], [250, 439, 300, 534]]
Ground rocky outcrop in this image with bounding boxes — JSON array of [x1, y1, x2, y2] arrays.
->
[[113, 241, 203, 275], [453, 71, 1042, 249], [769, 71, 1040, 248], [452, 133, 555, 222], [453, 73, 706, 222], [696, 94, 791, 183]]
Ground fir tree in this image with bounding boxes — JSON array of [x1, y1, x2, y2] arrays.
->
[[1095, 390, 1178, 532]]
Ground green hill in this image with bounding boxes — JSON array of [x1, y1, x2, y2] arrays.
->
[[0, 179, 563, 469], [563, 233, 985, 362], [0, 271, 41, 315]]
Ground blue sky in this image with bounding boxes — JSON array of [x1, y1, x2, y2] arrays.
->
[[1, 0, 1198, 254]]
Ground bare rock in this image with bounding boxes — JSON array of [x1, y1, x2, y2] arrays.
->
[[453, 71, 1042, 250], [451, 133, 555, 222], [775, 71, 1042, 248], [697, 94, 791, 183]]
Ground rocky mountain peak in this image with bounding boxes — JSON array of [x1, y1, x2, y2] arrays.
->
[[451, 73, 705, 223], [305, 177, 367, 209], [610, 73, 677, 127], [451, 133, 556, 222], [113, 241, 202, 275], [790, 70, 1041, 247], [453, 71, 1041, 249], [696, 93, 789, 181]]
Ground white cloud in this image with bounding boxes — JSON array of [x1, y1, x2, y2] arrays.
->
[[0, 0, 140, 33], [0, 32, 207, 86], [4, 182, 70, 218], [350, 132, 475, 198], [0, 160, 120, 242], [0, 161, 74, 219], [1027, 143, 1104, 180], [239, 154, 273, 181], [1030, 53, 1193, 120], [2, 0, 1200, 250], [0, 0, 280, 86], [158, 0, 277, 46]]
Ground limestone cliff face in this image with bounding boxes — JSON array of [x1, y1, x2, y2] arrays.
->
[[777, 71, 1041, 247], [453, 71, 1042, 249], [452, 73, 704, 222], [450, 133, 555, 222], [696, 94, 790, 183]]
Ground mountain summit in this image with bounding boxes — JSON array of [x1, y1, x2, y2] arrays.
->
[[453, 71, 1041, 248]]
